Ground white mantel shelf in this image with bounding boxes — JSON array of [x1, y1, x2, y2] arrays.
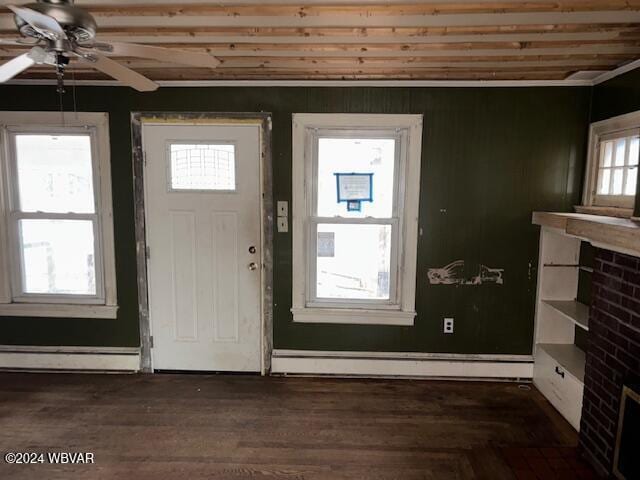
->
[[533, 212, 640, 258]]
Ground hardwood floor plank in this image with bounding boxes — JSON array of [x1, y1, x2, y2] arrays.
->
[[0, 373, 579, 479]]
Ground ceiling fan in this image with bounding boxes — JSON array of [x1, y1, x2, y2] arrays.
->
[[0, 0, 220, 91]]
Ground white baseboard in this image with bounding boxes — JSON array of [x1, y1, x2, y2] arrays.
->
[[0, 346, 140, 372], [271, 350, 533, 380]]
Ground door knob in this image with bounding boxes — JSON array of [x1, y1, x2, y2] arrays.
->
[[248, 246, 256, 254], [248, 262, 258, 271]]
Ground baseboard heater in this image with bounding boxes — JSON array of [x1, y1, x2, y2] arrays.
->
[[0, 346, 140, 372], [271, 350, 534, 380]]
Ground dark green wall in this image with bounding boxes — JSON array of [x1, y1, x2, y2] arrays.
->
[[591, 68, 640, 218], [0, 85, 591, 354], [591, 68, 640, 122]]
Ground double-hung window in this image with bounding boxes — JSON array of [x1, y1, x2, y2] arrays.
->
[[291, 114, 422, 326], [583, 110, 640, 212], [0, 112, 117, 318]]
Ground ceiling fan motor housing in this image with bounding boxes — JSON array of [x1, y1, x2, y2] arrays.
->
[[14, 0, 97, 43]]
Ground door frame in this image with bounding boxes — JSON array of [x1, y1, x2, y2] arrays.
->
[[131, 112, 273, 374]]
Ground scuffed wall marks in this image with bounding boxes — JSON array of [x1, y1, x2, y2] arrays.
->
[[427, 260, 504, 286]]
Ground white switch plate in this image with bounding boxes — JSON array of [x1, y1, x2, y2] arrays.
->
[[444, 318, 454, 334], [277, 216, 288, 233], [277, 201, 288, 217]]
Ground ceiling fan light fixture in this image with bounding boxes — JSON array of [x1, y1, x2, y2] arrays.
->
[[11, 1, 96, 44]]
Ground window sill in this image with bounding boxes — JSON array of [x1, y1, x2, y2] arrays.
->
[[0, 303, 118, 319], [574, 205, 633, 218], [291, 307, 415, 326]]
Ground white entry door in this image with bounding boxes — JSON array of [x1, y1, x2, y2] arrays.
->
[[143, 123, 262, 372]]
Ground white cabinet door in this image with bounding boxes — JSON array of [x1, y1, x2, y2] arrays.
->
[[534, 348, 584, 431], [143, 124, 261, 371]]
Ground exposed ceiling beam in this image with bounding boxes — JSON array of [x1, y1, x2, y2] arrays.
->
[[3, 30, 631, 46], [57, 2, 640, 16], [3, 11, 640, 30]]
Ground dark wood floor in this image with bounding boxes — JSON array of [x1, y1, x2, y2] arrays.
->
[[0, 373, 583, 479]]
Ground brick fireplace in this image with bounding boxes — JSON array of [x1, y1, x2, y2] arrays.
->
[[579, 249, 640, 476]]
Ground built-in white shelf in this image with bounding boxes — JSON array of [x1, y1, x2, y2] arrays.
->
[[538, 343, 586, 384], [542, 300, 589, 331], [541, 264, 593, 274], [533, 221, 587, 431]]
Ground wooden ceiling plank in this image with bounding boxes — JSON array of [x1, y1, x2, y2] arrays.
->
[[49, 30, 640, 46], [71, 2, 640, 17], [3, 51, 633, 62], [82, 23, 640, 37], [16, 72, 574, 81], [3, 44, 639, 58], [5, 56, 616, 69], [22, 65, 590, 74], [44, 39, 640, 50], [3, 11, 640, 30]]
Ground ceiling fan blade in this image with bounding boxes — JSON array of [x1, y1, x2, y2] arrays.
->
[[0, 46, 54, 83], [0, 51, 35, 83], [0, 38, 39, 46], [7, 5, 67, 41], [105, 42, 220, 69], [78, 52, 158, 92]]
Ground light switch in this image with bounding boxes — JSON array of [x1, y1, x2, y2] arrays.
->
[[277, 216, 288, 233], [277, 201, 288, 217]]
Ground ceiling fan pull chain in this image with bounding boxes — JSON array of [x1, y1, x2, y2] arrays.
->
[[58, 85, 64, 126], [71, 66, 78, 120], [56, 57, 65, 126]]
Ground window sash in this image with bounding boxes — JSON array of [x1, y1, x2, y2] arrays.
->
[[594, 132, 639, 207], [583, 112, 640, 211], [307, 217, 400, 308], [311, 129, 403, 220], [307, 128, 405, 308], [4, 127, 106, 304], [6, 129, 99, 214]]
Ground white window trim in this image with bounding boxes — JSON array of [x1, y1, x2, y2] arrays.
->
[[583, 110, 640, 211], [291, 113, 423, 326], [0, 112, 117, 319]]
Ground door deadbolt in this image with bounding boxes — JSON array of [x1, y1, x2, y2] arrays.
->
[[248, 246, 256, 254]]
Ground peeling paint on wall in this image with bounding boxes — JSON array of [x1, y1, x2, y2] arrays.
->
[[428, 260, 504, 285]]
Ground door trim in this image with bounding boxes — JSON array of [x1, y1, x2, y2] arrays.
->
[[131, 112, 273, 374]]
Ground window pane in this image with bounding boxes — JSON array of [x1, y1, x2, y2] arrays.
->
[[612, 168, 624, 195], [629, 137, 639, 166], [602, 141, 613, 167], [317, 138, 395, 218], [614, 139, 627, 167], [316, 223, 391, 300], [598, 168, 611, 195], [170, 144, 235, 190], [19, 219, 96, 295], [625, 167, 637, 196], [15, 135, 94, 213]]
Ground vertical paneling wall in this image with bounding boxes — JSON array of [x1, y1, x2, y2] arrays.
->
[[0, 85, 590, 354]]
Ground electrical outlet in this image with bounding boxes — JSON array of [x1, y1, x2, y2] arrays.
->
[[277, 216, 289, 233], [443, 318, 454, 334], [277, 201, 288, 217]]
